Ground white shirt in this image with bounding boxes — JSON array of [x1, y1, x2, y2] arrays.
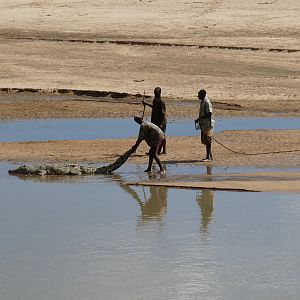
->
[[199, 97, 215, 130]]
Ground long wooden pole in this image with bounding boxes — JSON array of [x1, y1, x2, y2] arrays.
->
[[141, 90, 146, 119]]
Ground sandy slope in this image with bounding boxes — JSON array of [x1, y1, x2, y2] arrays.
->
[[0, 39, 299, 103], [0, 0, 299, 101], [0, 0, 299, 47]]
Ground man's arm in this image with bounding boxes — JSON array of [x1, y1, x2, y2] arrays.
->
[[205, 100, 213, 127], [134, 125, 145, 149], [142, 100, 153, 108], [162, 101, 166, 114], [133, 138, 142, 151]]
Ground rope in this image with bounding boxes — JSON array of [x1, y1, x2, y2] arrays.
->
[[212, 137, 300, 156]]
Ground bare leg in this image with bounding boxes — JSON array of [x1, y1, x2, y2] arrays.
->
[[158, 139, 166, 155], [157, 141, 163, 155], [145, 155, 154, 172], [161, 139, 166, 154], [153, 155, 164, 172], [204, 143, 212, 161], [146, 144, 164, 172], [205, 144, 210, 160]]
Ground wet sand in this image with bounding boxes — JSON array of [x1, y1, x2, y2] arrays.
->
[[3, 128, 300, 191], [130, 172, 300, 193], [130, 179, 300, 193], [1, 130, 299, 168]]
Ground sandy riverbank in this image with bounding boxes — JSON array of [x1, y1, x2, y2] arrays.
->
[[0, 0, 299, 103], [1, 130, 299, 168], [0, 0, 299, 192], [4, 131, 300, 192], [0, 89, 299, 120]]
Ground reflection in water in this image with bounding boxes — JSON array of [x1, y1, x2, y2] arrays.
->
[[119, 182, 168, 227], [5, 164, 300, 300], [12, 166, 214, 233], [1, 165, 300, 300], [11, 166, 216, 233], [206, 165, 212, 176], [139, 185, 168, 225], [196, 189, 215, 235], [196, 165, 215, 235], [9, 173, 86, 183], [136, 173, 168, 227]]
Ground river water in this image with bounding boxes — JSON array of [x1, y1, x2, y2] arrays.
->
[[0, 163, 300, 300], [0, 117, 299, 142]]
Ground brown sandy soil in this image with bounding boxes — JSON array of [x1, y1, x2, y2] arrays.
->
[[0, 0, 299, 105], [0, 90, 300, 119], [1, 130, 299, 168], [0, 0, 299, 48], [3, 130, 300, 192], [0, 40, 298, 108]]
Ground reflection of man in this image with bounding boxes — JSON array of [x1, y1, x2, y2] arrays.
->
[[139, 186, 168, 223], [206, 165, 212, 176], [118, 181, 168, 226], [196, 189, 215, 235]]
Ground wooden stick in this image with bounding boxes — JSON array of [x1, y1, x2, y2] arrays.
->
[[141, 90, 146, 119]]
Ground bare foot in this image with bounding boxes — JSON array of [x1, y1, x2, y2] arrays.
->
[[201, 158, 211, 162]]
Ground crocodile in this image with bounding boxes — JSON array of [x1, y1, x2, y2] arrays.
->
[[8, 144, 138, 176]]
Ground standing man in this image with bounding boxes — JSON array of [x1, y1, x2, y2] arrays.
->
[[195, 89, 215, 161], [133, 116, 165, 174], [142, 87, 167, 154]]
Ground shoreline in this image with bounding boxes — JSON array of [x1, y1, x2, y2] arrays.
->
[[0, 0, 299, 192], [0, 91, 299, 193], [0, 89, 299, 120], [1, 132, 299, 168]]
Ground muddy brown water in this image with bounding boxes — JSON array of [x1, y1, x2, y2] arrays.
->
[[1, 163, 300, 300]]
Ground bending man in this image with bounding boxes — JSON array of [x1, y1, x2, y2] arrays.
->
[[133, 116, 165, 173]]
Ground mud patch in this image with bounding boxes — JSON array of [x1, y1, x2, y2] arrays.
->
[[7, 37, 300, 53], [0, 87, 151, 101], [128, 171, 300, 192]]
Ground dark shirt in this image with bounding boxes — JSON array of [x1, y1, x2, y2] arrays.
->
[[151, 97, 167, 127]]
